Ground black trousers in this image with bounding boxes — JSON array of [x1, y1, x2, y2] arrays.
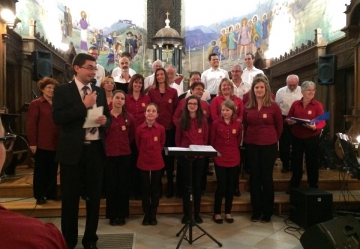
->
[[279, 118, 293, 170], [33, 148, 58, 200], [246, 143, 277, 217], [139, 169, 163, 219], [178, 156, 204, 216], [162, 128, 176, 188], [60, 140, 104, 249], [200, 157, 210, 192], [105, 155, 131, 220], [214, 164, 237, 214], [129, 142, 141, 197], [290, 134, 320, 188]]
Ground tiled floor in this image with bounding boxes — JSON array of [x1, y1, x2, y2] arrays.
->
[[39, 213, 304, 249]]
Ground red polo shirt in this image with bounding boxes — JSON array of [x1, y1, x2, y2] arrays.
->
[[286, 98, 325, 139], [126, 93, 151, 128], [243, 92, 275, 106], [27, 97, 60, 151], [173, 98, 210, 126], [175, 118, 208, 147], [210, 118, 242, 167], [148, 87, 179, 130], [210, 95, 244, 122], [136, 121, 165, 171], [243, 102, 283, 145], [105, 112, 135, 156]]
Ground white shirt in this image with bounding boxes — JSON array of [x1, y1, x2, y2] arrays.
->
[[74, 77, 99, 140], [241, 66, 264, 85], [201, 67, 229, 95], [185, 89, 211, 101], [95, 64, 105, 87], [111, 67, 136, 78], [170, 82, 183, 96], [232, 80, 251, 99], [144, 74, 155, 89], [275, 85, 303, 116]]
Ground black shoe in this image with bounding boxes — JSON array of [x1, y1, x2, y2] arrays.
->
[[142, 216, 149, 226], [194, 215, 203, 224], [225, 214, 234, 223], [118, 218, 125, 226], [109, 218, 121, 226], [181, 215, 189, 224], [36, 198, 46, 205], [84, 242, 98, 249], [234, 188, 241, 197], [150, 218, 157, 226], [261, 215, 271, 223], [281, 168, 289, 173], [48, 195, 61, 201], [213, 214, 223, 224], [251, 214, 261, 222]]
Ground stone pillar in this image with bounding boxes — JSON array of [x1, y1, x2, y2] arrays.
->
[[174, 45, 178, 71], [153, 44, 157, 61], [178, 46, 182, 74], [158, 45, 163, 61]]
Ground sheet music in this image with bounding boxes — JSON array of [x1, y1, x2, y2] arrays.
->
[[189, 145, 217, 152]]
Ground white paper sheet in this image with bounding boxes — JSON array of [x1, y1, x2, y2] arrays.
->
[[83, 106, 104, 128]]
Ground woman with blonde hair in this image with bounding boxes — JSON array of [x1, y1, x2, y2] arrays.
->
[[243, 74, 283, 223]]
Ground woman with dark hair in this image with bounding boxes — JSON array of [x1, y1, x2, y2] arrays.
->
[[27, 77, 60, 204], [285, 81, 325, 191], [100, 76, 115, 110], [243, 74, 283, 223], [175, 96, 208, 224], [126, 74, 151, 199], [210, 100, 242, 224], [105, 90, 135, 226], [148, 68, 179, 198], [210, 78, 244, 123]]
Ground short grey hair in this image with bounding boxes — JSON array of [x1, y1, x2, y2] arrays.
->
[[165, 64, 177, 73], [232, 64, 243, 71], [286, 74, 299, 83], [152, 60, 163, 68], [301, 81, 316, 91]]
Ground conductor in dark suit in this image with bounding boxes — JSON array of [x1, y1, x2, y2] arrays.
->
[[53, 53, 111, 249]]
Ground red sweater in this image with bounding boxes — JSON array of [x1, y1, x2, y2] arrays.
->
[[210, 95, 244, 122], [126, 93, 151, 128], [175, 118, 209, 147], [105, 112, 135, 156], [243, 102, 283, 145], [210, 118, 242, 167], [148, 87, 179, 130], [173, 98, 210, 126], [27, 97, 60, 151], [136, 121, 165, 171], [0, 204, 67, 248], [286, 98, 325, 139]]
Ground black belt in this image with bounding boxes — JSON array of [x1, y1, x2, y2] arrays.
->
[[84, 140, 100, 145]]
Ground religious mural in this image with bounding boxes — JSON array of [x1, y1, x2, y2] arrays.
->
[[14, 0, 148, 73], [13, 0, 350, 76]]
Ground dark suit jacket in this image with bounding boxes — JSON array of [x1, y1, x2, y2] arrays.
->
[[52, 80, 111, 164]]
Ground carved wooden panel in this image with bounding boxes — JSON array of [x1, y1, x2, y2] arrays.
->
[[147, 0, 181, 47]]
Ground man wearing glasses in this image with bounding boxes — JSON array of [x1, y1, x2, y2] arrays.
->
[[87, 46, 105, 87], [53, 53, 111, 249], [0, 120, 67, 248], [231, 64, 250, 99], [242, 53, 264, 85], [275, 74, 302, 173]]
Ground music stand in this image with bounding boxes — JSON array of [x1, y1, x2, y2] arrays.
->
[[165, 147, 223, 249], [336, 133, 360, 179]]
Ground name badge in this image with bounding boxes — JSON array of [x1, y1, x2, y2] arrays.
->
[[308, 110, 312, 115], [263, 114, 267, 118], [142, 102, 146, 107], [121, 126, 126, 131], [232, 129, 237, 134], [168, 99, 172, 104], [198, 128, 202, 133], [154, 136, 158, 141]]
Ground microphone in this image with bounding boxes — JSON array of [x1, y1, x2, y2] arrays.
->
[[32, 90, 38, 98], [90, 78, 97, 85]]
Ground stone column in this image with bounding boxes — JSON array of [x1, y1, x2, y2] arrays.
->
[[158, 45, 163, 61], [178, 46, 182, 74], [153, 44, 157, 61]]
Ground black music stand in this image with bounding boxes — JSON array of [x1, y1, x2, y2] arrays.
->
[[165, 147, 223, 249]]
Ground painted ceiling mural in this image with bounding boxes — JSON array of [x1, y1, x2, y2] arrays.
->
[[13, 0, 349, 74]]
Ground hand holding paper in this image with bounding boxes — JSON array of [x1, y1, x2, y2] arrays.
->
[[83, 106, 104, 128]]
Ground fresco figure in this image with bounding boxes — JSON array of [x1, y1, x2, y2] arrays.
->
[[97, 29, 103, 51], [239, 18, 250, 59], [67, 7, 73, 37], [80, 11, 89, 51], [248, 20, 257, 54], [125, 31, 134, 56], [220, 28, 228, 59], [228, 25, 237, 60], [64, 6, 68, 37], [262, 13, 269, 47], [252, 15, 262, 50]]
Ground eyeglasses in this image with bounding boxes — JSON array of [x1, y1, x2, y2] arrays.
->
[[231, 70, 242, 73], [187, 103, 198, 106], [0, 133, 17, 152], [80, 67, 98, 71]]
